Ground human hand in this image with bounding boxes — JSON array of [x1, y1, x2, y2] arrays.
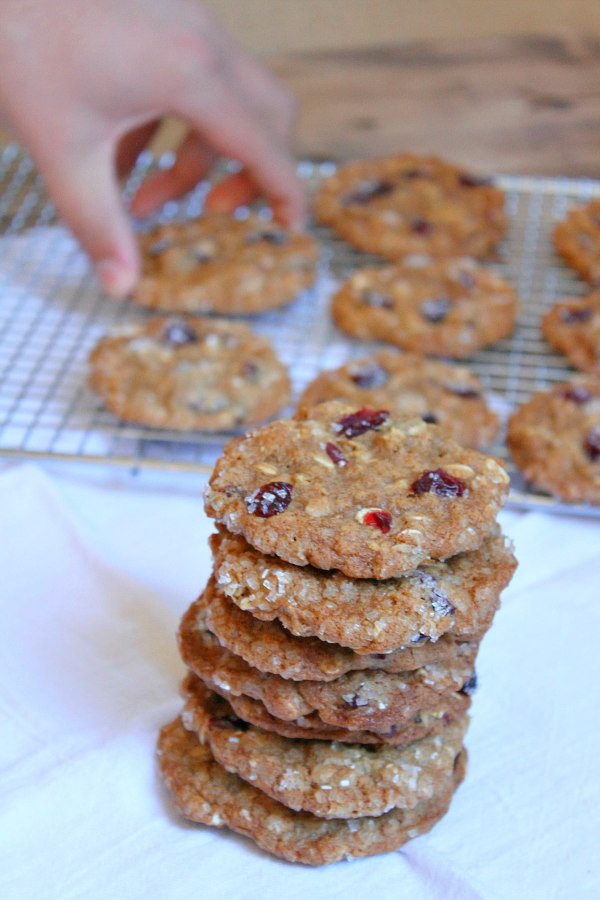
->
[[0, 0, 304, 296]]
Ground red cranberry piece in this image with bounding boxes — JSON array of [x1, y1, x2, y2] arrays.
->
[[421, 298, 450, 323], [325, 442, 347, 467], [246, 230, 289, 245], [410, 468, 468, 497], [445, 383, 480, 399], [422, 412, 438, 424], [162, 320, 198, 345], [350, 364, 389, 389], [459, 174, 492, 187], [361, 289, 394, 309], [245, 481, 293, 517], [460, 674, 478, 696], [344, 179, 394, 205], [561, 306, 592, 324], [362, 509, 392, 533], [411, 218, 432, 235], [334, 407, 389, 438], [370, 653, 389, 659], [558, 386, 592, 404], [584, 428, 600, 461]]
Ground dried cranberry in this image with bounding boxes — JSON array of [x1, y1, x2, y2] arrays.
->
[[344, 179, 394, 205], [335, 407, 389, 438], [162, 320, 198, 345], [584, 428, 600, 461], [325, 442, 347, 467], [558, 386, 592, 404], [245, 481, 293, 517], [561, 306, 592, 324], [459, 174, 492, 188], [411, 218, 432, 235], [460, 674, 478, 696], [410, 468, 468, 497], [361, 290, 394, 309], [422, 412, 439, 424], [246, 230, 288, 245], [421, 297, 450, 322], [370, 653, 388, 659], [350, 365, 389, 389], [362, 509, 392, 533], [445, 383, 480, 399], [414, 572, 455, 616]]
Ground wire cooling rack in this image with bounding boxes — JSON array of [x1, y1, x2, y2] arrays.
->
[[0, 144, 599, 516]]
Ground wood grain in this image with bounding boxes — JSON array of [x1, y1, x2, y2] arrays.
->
[[270, 33, 600, 176]]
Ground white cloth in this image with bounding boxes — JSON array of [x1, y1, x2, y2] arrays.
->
[[0, 463, 599, 900]]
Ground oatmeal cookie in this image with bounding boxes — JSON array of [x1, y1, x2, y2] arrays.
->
[[181, 679, 468, 820], [157, 717, 466, 865], [204, 401, 511, 578], [179, 611, 476, 731], [190, 583, 478, 681], [211, 529, 515, 652], [554, 199, 600, 284], [133, 214, 318, 314], [297, 349, 499, 448], [507, 377, 600, 503], [89, 316, 290, 430], [313, 153, 506, 261], [330, 259, 517, 358], [193, 676, 472, 746], [542, 294, 600, 375]]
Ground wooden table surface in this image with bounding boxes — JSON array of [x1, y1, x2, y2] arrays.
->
[[2, 31, 600, 179], [270, 32, 600, 178]]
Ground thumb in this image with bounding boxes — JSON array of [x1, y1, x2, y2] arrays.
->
[[40, 142, 139, 298]]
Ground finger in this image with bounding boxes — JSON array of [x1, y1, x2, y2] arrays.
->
[[130, 131, 215, 216], [204, 170, 258, 213], [115, 120, 160, 179], [175, 88, 306, 228], [41, 142, 139, 297]]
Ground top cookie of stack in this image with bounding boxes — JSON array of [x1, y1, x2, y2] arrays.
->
[[204, 400, 510, 579]]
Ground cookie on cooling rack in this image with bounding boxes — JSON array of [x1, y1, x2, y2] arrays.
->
[[542, 294, 600, 375], [507, 376, 600, 503], [297, 349, 498, 449], [88, 317, 290, 431], [330, 258, 518, 358], [157, 716, 466, 865], [131, 214, 318, 314], [554, 199, 600, 284], [313, 153, 506, 261]]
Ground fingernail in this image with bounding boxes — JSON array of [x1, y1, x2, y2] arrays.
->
[[97, 259, 136, 298]]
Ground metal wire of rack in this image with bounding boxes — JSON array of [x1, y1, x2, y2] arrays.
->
[[0, 144, 599, 516]]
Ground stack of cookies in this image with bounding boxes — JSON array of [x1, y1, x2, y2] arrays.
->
[[158, 401, 516, 865]]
